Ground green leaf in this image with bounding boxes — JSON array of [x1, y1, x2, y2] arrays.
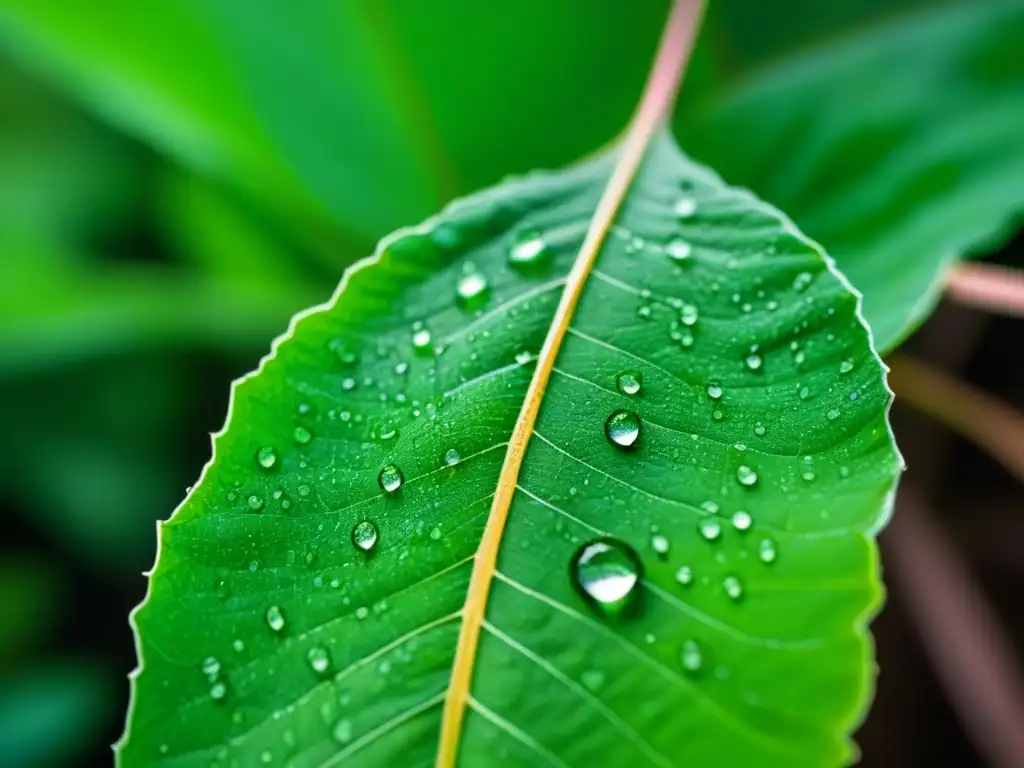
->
[[680, 0, 1024, 351], [120, 129, 900, 766]]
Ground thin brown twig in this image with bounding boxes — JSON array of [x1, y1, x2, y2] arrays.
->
[[887, 485, 1024, 767], [888, 354, 1024, 483], [946, 262, 1024, 319]]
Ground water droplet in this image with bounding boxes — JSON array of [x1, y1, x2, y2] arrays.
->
[[793, 272, 813, 292], [698, 519, 722, 541], [651, 534, 670, 557], [722, 575, 744, 601], [266, 605, 286, 633], [571, 538, 642, 617], [442, 448, 461, 467], [307, 646, 330, 675], [429, 525, 442, 541], [826, 408, 841, 421], [351, 520, 379, 552], [256, 446, 278, 470], [839, 359, 854, 375], [333, 718, 353, 744], [758, 538, 778, 564], [798, 386, 810, 400], [753, 422, 766, 437], [232, 639, 244, 653], [581, 669, 605, 691], [731, 511, 752, 531], [375, 421, 398, 441], [378, 464, 403, 493], [665, 238, 692, 262], [706, 382, 723, 400], [675, 566, 694, 586], [675, 198, 697, 218], [802, 470, 817, 483], [355, 606, 369, 620], [745, 353, 763, 372], [509, 230, 549, 269], [515, 348, 533, 365], [736, 465, 758, 487], [680, 303, 699, 327], [701, 500, 720, 514], [617, 371, 642, 396], [456, 272, 490, 310], [293, 426, 312, 445], [201, 656, 221, 678], [412, 328, 433, 355], [637, 305, 652, 320], [209, 680, 227, 701], [680, 639, 703, 673], [247, 495, 264, 512], [605, 410, 641, 449], [327, 339, 358, 367]]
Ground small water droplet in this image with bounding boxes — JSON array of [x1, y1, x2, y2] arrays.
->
[[753, 422, 766, 437], [328, 339, 358, 367], [675, 566, 694, 586], [293, 426, 312, 445], [378, 464, 403, 493], [429, 525, 442, 541], [793, 272, 813, 292], [637, 305, 652, 320], [736, 465, 758, 487], [802, 470, 816, 483], [201, 656, 221, 679], [731, 511, 752, 531], [707, 382, 723, 400], [676, 198, 697, 218], [651, 534, 670, 557], [232, 639, 244, 653], [509, 230, 549, 269], [581, 669, 605, 691], [745, 353, 763, 372], [680, 639, 703, 673], [617, 371, 642, 396], [826, 408, 841, 421], [680, 303, 699, 327], [456, 272, 490, 310], [247, 495, 264, 512], [352, 520, 379, 552], [256, 446, 278, 470], [266, 605, 286, 633], [355, 606, 369, 620], [375, 421, 398, 441], [758, 538, 778, 564], [605, 410, 641, 449], [333, 718, 353, 744], [798, 386, 810, 400], [515, 348, 533, 365], [307, 646, 331, 675], [444, 448, 461, 466], [699, 519, 722, 541], [722, 575, 744, 601], [571, 538, 642, 617], [665, 238, 692, 262], [209, 680, 227, 701], [701, 500, 720, 514], [412, 328, 433, 355]]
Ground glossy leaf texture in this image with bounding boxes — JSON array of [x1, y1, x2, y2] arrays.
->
[[680, 0, 1024, 351], [119, 131, 901, 767]]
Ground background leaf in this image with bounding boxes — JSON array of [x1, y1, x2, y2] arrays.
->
[[120, 132, 900, 766], [680, 0, 1024, 351]]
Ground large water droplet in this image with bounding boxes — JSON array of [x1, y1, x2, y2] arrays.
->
[[605, 410, 641, 449], [444, 448, 461, 466], [706, 382, 723, 400], [509, 230, 550, 270], [307, 646, 330, 675], [247, 495, 264, 512], [839, 358, 855, 375], [378, 464, 403, 493], [352, 520, 379, 552], [256, 446, 278, 470], [266, 605, 286, 633], [456, 272, 490, 310], [571, 538, 643, 617], [617, 371, 642, 396], [680, 639, 703, 673], [736, 465, 758, 487], [412, 328, 433, 355]]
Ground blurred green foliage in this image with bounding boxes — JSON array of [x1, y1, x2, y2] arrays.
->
[[0, 1, 1020, 764]]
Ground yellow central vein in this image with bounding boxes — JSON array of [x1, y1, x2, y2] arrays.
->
[[435, 2, 705, 765]]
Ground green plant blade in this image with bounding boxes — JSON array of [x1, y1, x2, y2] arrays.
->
[[119, 130, 900, 766], [680, 0, 1024, 351]]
